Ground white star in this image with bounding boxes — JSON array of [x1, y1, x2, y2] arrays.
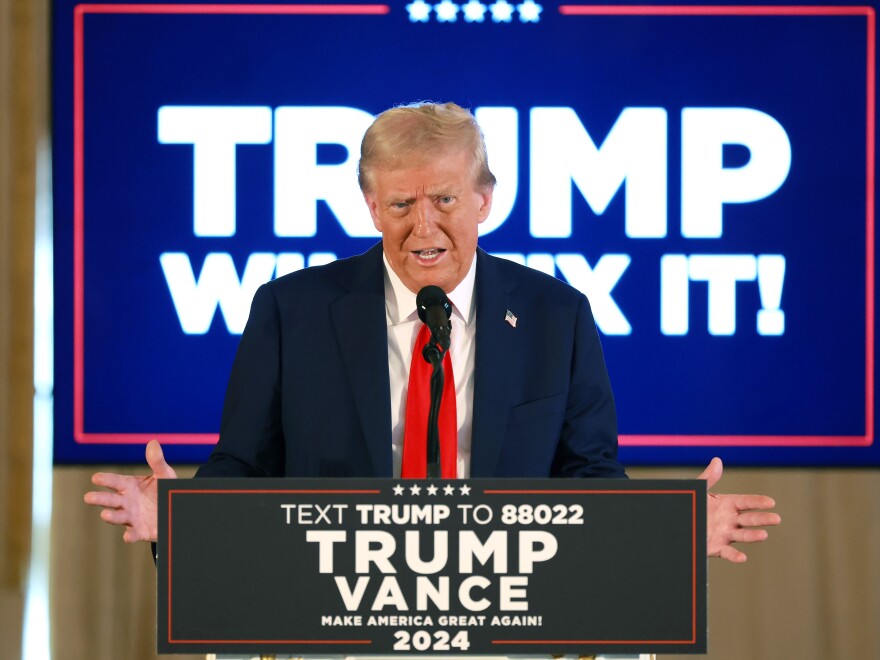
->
[[516, 0, 542, 22], [489, 0, 514, 22], [393, 484, 405, 496], [427, 484, 439, 495], [459, 484, 471, 496], [410, 484, 422, 496], [443, 484, 455, 495], [435, 0, 459, 22], [462, 0, 487, 22], [406, 0, 432, 22]]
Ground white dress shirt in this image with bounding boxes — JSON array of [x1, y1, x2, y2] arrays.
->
[[383, 254, 477, 479]]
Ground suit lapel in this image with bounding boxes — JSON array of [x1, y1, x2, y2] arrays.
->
[[470, 249, 518, 477], [330, 244, 393, 477]]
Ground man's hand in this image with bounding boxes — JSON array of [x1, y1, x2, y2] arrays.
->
[[699, 457, 781, 563], [83, 439, 176, 543]]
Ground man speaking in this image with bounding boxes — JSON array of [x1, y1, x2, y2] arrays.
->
[[86, 102, 779, 562]]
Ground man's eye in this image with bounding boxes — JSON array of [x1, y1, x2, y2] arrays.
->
[[391, 202, 409, 210], [438, 196, 454, 205]]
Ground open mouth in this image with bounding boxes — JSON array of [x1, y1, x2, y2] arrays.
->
[[412, 248, 446, 261]]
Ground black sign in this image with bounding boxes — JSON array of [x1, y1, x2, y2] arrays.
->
[[158, 478, 706, 654]]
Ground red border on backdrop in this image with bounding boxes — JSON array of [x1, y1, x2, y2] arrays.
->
[[73, 4, 875, 448], [71, 3, 391, 445], [558, 5, 876, 448]]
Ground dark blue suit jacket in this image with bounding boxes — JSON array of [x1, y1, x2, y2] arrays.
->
[[197, 244, 624, 479]]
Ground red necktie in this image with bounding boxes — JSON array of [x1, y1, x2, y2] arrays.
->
[[402, 323, 457, 478]]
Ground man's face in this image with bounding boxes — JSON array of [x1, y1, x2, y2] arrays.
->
[[364, 148, 493, 294]]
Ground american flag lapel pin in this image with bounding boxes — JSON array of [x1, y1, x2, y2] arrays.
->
[[505, 309, 518, 328]]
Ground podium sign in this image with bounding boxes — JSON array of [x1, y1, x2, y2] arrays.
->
[[158, 479, 706, 654]]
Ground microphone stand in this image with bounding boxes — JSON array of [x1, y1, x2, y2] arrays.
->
[[415, 285, 453, 480], [422, 334, 447, 479]]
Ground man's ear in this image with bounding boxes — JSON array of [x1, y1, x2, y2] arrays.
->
[[476, 187, 494, 225], [364, 193, 382, 233]]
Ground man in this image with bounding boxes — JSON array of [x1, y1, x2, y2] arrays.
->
[[86, 102, 779, 562]]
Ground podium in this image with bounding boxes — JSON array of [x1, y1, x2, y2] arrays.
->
[[206, 655, 658, 660], [206, 654, 657, 660], [158, 479, 705, 656]]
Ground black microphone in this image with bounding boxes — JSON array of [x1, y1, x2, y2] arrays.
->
[[416, 285, 452, 354]]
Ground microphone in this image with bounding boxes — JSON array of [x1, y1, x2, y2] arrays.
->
[[416, 285, 452, 354]]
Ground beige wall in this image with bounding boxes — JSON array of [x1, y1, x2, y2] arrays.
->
[[52, 466, 201, 660], [2, 1, 879, 658], [626, 465, 880, 659], [0, 0, 43, 655]]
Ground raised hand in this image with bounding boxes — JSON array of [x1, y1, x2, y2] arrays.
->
[[83, 439, 176, 543], [699, 457, 781, 563]]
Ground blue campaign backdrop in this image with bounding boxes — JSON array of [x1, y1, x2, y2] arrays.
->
[[52, 1, 878, 465]]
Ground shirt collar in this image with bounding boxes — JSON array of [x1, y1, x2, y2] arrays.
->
[[383, 252, 477, 326]]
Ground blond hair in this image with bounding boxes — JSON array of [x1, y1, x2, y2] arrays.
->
[[357, 101, 496, 192]]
